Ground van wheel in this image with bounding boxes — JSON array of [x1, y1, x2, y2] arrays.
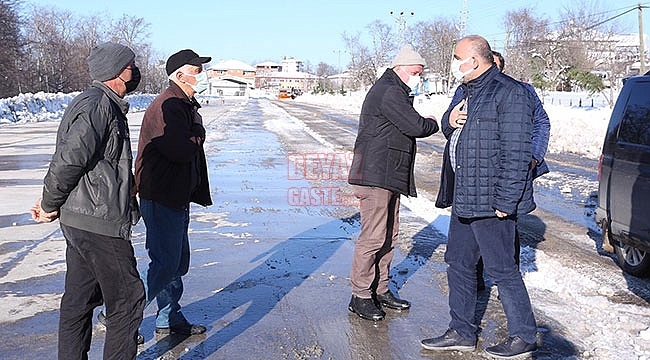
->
[[614, 240, 650, 278]]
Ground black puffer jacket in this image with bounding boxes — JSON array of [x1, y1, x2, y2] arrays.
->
[[42, 81, 136, 239], [348, 68, 438, 196], [451, 65, 536, 217]]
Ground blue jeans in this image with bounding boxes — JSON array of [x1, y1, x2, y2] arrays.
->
[[140, 199, 191, 328], [445, 214, 537, 344]]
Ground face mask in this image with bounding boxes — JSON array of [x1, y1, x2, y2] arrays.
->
[[406, 74, 421, 91], [185, 71, 209, 94], [399, 67, 421, 91], [124, 66, 141, 93], [451, 57, 473, 82]]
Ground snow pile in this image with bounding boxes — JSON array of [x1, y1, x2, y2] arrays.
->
[[0, 92, 158, 124], [296, 90, 614, 161]]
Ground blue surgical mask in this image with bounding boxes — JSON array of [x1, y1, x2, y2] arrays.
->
[[184, 71, 209, 94]]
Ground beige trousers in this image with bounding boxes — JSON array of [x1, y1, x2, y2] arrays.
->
[[350, 185, 400, 298]]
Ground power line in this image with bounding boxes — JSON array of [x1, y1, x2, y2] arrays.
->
[[585, 5, 646, 31]]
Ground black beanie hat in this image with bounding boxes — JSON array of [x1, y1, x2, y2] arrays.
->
[[87, 42, 135, 82]]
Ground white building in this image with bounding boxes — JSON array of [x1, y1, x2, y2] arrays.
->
[[207, 59, 255, 96]]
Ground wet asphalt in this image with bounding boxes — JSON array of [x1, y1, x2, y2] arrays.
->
[[0, 98, 579, 359]]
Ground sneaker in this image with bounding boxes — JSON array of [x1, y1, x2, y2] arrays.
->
[[485, 336, 537, 359], [348, 295, 385, 321], [155, 320, 207, 335], [375, 290, 410, 310], [97, 311, 144, 345], [421, 328, 476, 351]]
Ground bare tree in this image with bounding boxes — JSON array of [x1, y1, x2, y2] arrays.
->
[[0, 0, 22, 97], [343, 21, 397, 88], [503, 7, 551, 83], [22, 6, 84, 93], [342, 31, 369, 88], [409, 18, 458, 89], [316, 62, 335, 77]]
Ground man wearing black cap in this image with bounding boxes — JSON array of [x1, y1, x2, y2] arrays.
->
[[31, 41, 144, 359], [134, 49, 212, 337]]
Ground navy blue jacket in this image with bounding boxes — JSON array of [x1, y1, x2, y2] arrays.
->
[[348, 68, 439, 196], [441, 79, 550, 177], [438, 65, 536, 217]]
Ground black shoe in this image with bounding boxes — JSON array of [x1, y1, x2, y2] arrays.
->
[[485, 336, 537, 359], [421, 328, 476, 351], [376, 290, 410, 310], [348, 295, 385, 321], [98, 311, 144, 345], [155, 320, 207, 335]]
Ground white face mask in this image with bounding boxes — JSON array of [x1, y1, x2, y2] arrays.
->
[[399, 67, 421, 91], [185, 71, 210, 94], [451, 57, 473, 82], [406, 74, 421, 90]]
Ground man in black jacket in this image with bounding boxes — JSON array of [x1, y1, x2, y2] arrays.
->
[[347, 45, 438, 321], [134, 49, 212, 337], [31, 42, 145, 359], [420, 35, 538, 359]]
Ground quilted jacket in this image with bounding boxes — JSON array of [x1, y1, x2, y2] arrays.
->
[[446, 65, 536, 218]]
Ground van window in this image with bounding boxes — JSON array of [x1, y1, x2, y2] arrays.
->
[[618, 81, 650, 146]]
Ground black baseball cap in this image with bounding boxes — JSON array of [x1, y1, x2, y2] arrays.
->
[[165, 49, 211, 75]]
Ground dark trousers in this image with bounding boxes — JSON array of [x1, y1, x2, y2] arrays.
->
[[350, 185, 400, 298], [58, 224, 145, 360], [476, 229, 521, 286], [445, 214, 537, 344]]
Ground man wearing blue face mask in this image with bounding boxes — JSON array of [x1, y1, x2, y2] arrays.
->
[[134, 49, 213, 338]]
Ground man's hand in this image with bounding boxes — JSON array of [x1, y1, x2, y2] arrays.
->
[[449, 99, 467, 128], [30, 198, 59, 223], [495, 209, 509, 218]]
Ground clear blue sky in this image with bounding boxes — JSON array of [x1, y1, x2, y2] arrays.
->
[[23, 0, 649, 69]]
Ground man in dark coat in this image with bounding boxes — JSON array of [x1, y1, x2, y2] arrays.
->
[[437, 50, 551, 291], [421, 35, 538, 359], [31, 42, 145, 359], [347, 45, 439, 321], [134, 49, 212, 336]]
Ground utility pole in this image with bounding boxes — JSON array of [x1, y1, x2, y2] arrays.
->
[[333, 49, 343, 73], [390, 11, 414, 45], [639, 3, 646, 74], [458, 0, 469, 38]]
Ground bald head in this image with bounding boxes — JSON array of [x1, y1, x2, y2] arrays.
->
[[453, 35, 495, 82]]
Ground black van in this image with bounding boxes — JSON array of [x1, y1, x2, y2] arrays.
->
[[596, 70, 650, 277]]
